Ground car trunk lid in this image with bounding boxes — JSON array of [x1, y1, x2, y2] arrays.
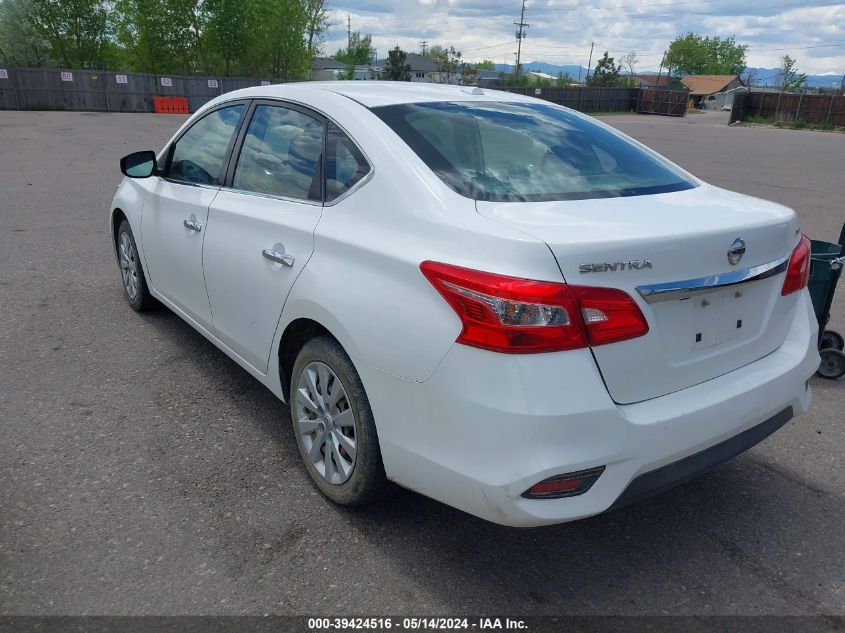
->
[[477, 185, 800, 404]]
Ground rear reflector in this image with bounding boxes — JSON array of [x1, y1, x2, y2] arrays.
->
[[781, 234, 811, 296], [420, 261, 648, 354], [522, 466, 606, 499]]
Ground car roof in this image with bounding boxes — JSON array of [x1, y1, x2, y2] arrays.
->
[[221, 81, 539, 109]]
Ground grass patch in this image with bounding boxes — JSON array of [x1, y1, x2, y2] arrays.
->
[[742, 115, 844, 132]]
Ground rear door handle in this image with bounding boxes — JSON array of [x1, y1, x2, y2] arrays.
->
[[262, 249, 295, 267], [183, 218, 203, 232]]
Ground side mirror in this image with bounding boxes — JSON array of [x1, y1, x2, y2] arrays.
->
[[120, 150, 157, 178]]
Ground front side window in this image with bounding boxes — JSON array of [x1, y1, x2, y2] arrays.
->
[[168, 105, 244, 185], [373, 101, 697, 202], [233, 105, 324, 201], [325, 123, 370, 202]]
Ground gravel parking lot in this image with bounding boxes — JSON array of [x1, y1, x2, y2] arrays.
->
[[1, 109, 843, 619]]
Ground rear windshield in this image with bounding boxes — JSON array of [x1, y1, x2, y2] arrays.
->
[[373, 101, 697, 202]]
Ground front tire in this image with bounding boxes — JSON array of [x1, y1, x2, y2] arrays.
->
[[116, 219, 156, 312], [290, 336, 390, 506]]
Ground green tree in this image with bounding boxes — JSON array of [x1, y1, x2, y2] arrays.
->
[[304, 0, 329, 55], [778, 55, 807, 92], [506, 69, 531, 87], [382, 46, 410, 81], [587, 51, 620, 87], [664, 33, 747, 77], [30, 0, 112, 68], [334, 31, 375, 66], [334, 30, 375, 80], [476, 59, 495, 70], [115, 0, 203, 74], [0, 0, 50, 66], [431, 45, 462, 84], [202, 0, 255, 75], [254, 0, 311, 79], [556, 71, 574, 87]]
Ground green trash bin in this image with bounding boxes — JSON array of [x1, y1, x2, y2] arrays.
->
[[808, 239, 842, 327], [808, 228, 845, 379]]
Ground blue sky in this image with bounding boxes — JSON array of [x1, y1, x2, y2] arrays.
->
[[319, 0, 845, 76]]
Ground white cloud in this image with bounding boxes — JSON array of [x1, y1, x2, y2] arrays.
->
[[319, 0, 845, 75]]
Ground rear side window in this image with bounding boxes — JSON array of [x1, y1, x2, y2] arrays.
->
[[233, 104, 324, 201], [168, 105, 244, 186], [373, 101, 696, 202], [326, 123, 370, 202]]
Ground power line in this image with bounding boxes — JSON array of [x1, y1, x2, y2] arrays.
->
[[462, 41, 515, 53], [420, 40, 428, 56]]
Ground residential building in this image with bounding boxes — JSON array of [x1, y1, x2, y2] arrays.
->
[[681, 75, 744, 108], [632, 74, 672, 87], [311, 57, 346, 81]]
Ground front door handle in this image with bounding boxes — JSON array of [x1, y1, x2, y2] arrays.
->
[[183, 218, 203, 232], [262, 249, 295, 267]]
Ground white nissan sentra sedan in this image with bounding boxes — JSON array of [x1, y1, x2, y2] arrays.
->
[[110, 82, 819, 526]]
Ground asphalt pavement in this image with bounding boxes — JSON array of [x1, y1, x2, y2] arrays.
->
[[0, 109, 843, 618]]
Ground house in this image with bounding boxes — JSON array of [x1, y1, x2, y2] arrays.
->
[[680, 75, 744, 108], [366, 52, 452, 82], [403, 53, 440, 83], [476, 69, 511, 88], [633, 74, 672, 88], [311, 57, 346, 81]]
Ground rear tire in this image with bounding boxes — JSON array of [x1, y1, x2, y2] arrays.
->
[[116, 220, 156, 312], [289, 335, 391, 506], [817, 348, 845, 380]]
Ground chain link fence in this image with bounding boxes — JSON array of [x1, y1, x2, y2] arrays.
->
[[0, 67, 283, 113], [0, 66, 691, 118]]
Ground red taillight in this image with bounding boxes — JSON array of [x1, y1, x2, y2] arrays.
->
[[420, 261, 648, 354], [568, 284, 650, 346], [781, 234, 811, 296]]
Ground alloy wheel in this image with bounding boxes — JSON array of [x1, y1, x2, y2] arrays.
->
[[118, 231, 139, 301], [294, 361, 358, 484]]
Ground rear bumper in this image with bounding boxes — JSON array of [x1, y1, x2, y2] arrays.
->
[[357, 291, 820, 527], [609, 406, 793, 511]]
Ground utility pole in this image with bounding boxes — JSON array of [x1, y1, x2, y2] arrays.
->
[[514, 0, 529, 79], [656, 51, 665, 85], [420, 41, 428, 56], [347, 14, 352, 49], [585, 41, 594, 85]]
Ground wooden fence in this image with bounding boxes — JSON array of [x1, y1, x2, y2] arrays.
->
[[501, 86, 689, 117], [737, 90, 845, 126], [636, 88, 688, 116]]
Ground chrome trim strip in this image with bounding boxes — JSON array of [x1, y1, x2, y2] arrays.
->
[[636, 255, 790, 304], [323, 168, 375, 207], [219, 186, 324, 207]]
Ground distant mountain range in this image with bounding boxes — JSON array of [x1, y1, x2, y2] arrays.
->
[[494, 61, 844, 88]]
